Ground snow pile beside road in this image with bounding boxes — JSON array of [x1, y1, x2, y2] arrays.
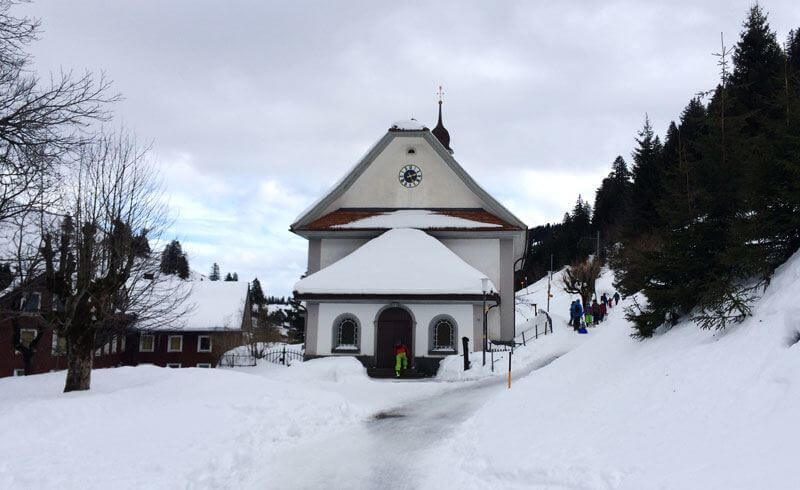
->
[[436, 316, 587, 382], [274, 355, 366, 383], [422, 251, 800, 489], [437, 266, 620, 382], [0, 358, 439, 489]]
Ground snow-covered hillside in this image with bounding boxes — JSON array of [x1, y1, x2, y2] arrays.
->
[[421, 254, 800, 489]]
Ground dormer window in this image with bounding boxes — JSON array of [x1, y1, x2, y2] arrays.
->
[[406, 147, 416, 155]]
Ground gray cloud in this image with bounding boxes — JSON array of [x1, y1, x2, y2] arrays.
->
[[21, 0, 800, 294]]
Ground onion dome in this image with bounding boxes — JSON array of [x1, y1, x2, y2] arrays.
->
[[432, 97, 453, 154]]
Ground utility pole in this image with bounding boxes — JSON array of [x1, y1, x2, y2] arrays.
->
[[546, 253, 553, 313]]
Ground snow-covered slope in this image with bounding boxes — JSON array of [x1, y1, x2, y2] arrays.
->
[[421, 252, 800, 489]]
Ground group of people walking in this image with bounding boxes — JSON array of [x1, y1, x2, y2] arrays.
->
[[569, 292, 620, 331]]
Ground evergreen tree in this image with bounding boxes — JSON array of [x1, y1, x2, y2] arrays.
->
[[160, 241, 178, 275], [729, 4, 785, 130], [788, 29, 800, 75], [176, 254, 190, 279], [250, 278, 267, 307], [224, 272, 233, 281], [592, 155, 631, 245], [626, 115, 665, 233], [209, 263, 220, 281], [159, 240, 190, 278], [617, 6, 800, 335], [231, 272, 238, 281], [285, 297, 306, 343]]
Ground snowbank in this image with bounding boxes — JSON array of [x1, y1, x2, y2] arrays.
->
[[437, 314, 587, 382], [436, 266, 617, 382], [421, 252, 800, 489], [0, 357, 443, 489]]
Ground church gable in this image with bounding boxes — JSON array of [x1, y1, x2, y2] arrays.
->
[[291, 125, 526, 232], [321, 133, 483, 213]]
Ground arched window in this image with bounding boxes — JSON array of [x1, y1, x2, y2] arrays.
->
[[429, 315, 457, 354], [332, 314, 360, 353]]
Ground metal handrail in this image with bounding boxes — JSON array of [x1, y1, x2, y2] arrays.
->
[[515, 310, 553, 345]]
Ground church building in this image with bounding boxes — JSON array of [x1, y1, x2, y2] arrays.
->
[[291, 101, 527, 375]]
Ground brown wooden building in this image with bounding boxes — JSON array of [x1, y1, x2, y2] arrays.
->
[[0, 279, 252, 378]]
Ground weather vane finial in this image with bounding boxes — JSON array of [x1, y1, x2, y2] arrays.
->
[[436, 85, 445, 104]]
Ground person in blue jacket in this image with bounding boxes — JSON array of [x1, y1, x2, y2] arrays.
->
[[570, 300, 583, 330]]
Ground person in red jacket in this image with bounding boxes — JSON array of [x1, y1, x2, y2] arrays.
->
[[394, 340, 409, 377]]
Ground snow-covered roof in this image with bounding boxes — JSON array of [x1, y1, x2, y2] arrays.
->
[[294, 228, 496, 296], [158, 280, 249, 331], [332, 209, 503, 229], [390, 119, 427, 131]]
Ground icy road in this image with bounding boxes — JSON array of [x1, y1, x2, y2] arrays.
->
[[265, 356, 559, 490]]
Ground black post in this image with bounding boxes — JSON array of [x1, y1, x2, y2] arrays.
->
[[507, 349, 512, 389], [522, 331, 526, 346], [491, 349, 494, 372], [462, 337, 470, 371], [282, 344, 286, 366]]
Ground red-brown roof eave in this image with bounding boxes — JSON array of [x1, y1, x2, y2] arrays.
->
[[298, 208, 521, 232]]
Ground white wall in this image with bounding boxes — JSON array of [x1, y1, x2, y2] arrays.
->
[[319, 238, 369, 269], [314, 302, 475, 357], [323, 136, 485, 212], [440, 238, 500, 287]]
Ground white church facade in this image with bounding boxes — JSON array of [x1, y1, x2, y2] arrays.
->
[[291, 104, 527, 375]]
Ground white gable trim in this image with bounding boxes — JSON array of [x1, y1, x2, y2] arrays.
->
[[291, 130, 527, 231]]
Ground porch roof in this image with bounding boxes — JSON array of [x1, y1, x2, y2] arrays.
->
[[293, 228, 496, 297]]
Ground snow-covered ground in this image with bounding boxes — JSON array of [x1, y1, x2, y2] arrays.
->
[[420, 255, 800, 489], [2, 253, 799, 489], [0, 357, 453, 489]]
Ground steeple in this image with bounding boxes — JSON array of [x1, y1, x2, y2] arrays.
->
[[432, 86, 453, 154]]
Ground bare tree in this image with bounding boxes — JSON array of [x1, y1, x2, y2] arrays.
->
[[36, 131, 188, 392], [0, 0, 118, 226], [561, 257, 602, 307]]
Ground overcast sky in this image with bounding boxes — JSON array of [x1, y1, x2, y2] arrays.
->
[[21, 0, 799, 295]]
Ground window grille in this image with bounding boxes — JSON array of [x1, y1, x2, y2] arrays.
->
[[335, 318, 358, 350], [432, 319, 455, 351]]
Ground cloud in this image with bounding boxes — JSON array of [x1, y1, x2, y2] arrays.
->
[[22, 0, 800, 293]]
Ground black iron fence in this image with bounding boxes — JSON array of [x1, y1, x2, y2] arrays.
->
[[262, 345, 304, 366], [217, 353, 257, 367], [218, 345, 305, 368]]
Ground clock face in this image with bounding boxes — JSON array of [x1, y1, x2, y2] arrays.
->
[[399, 164, 422, 188]]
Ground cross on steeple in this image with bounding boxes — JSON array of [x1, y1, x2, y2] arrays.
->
[[432, 85, 452, 153]]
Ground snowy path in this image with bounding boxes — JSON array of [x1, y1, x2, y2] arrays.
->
[[261, 356, 559, 490]]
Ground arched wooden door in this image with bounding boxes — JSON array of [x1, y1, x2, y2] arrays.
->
[[376, 307, 413, 368]]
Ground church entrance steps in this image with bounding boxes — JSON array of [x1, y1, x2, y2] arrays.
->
[[366, 367, 431, 379]]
